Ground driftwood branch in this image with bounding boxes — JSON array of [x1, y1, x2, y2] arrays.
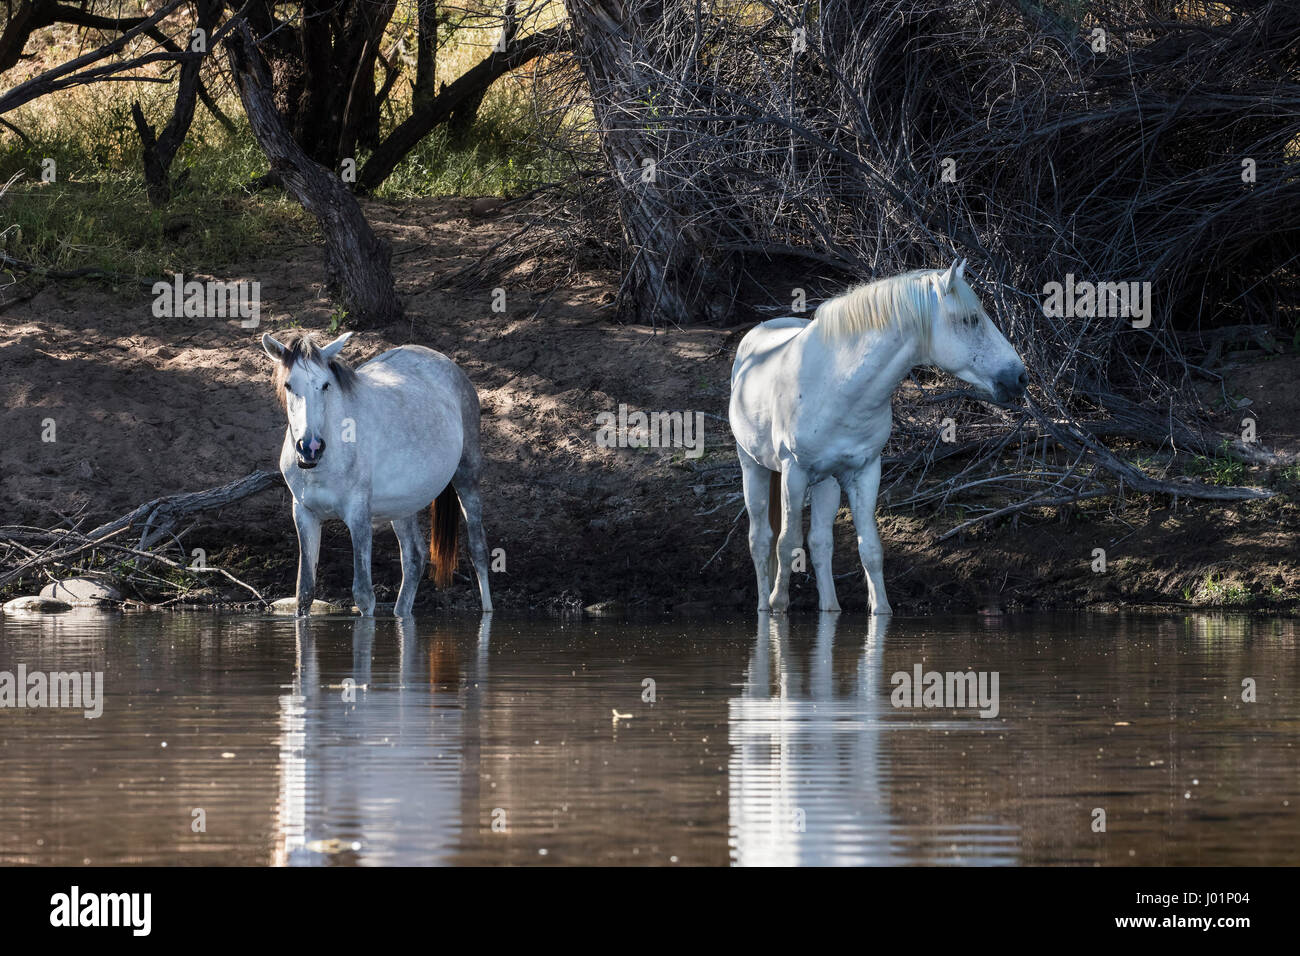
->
[[0, 470, 284, 594]]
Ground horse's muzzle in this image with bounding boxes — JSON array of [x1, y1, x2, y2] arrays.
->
[[295, 435, 326, 469], [993, 368, 1029, 403]]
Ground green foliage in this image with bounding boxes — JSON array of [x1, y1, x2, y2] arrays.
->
[[1199, 573, 1252, 607], [373, 92, 567, 199], [2, 179, 312, 278], [1, 94, 313, 277]]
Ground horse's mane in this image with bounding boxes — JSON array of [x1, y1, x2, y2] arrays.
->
[[272, 331, 358, 408], [812, 268, 982, 346]]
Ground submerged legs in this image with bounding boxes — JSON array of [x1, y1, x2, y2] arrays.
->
[[808, 477, 841, 613], [739, 451, 776, 612], [455, 479, 494, 613], [843, 458, 892, 616], [292, 499, 322, 617], [391, 513, 426, 618]]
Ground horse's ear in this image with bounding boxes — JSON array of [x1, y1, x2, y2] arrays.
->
[[941, 259, 960, 293], [955, 258, 967, 284], [261, 332, 286, 362], [320, 331, 353, 361]]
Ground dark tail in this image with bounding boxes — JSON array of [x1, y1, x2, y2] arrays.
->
[[429, 484, 460, 588], [768, 470, 781, 536]]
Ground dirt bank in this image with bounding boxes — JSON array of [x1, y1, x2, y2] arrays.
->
[[3, 198, 1300, 614]]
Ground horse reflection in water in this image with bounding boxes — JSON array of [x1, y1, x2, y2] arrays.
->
[[728, 613, 897, 865], [274, 615, 492, 865], [729, 614, 1023, 865]]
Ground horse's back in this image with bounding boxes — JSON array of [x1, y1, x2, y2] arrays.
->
[[360, 344, 462, 384], [732, 317, 808, 374]]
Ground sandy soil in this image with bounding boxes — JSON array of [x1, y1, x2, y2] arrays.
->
[[3, 198, 1300, 614]]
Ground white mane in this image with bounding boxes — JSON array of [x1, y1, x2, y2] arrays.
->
[[812, 268, 982, 345]]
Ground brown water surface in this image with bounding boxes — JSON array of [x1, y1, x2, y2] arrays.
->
[[0, 610, 1294, 865]]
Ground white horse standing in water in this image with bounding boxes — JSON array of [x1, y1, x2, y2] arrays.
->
[[261, 331, 492, 617], [728, 261, 1027, 615]]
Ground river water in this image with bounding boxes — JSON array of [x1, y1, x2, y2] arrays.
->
[[0, 610, 1295, 865]]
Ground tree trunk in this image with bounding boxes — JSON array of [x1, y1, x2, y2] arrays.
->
[[356, 23, 564, 194], [226, 21, 402, 327], [131, 1, 223, 205], [561, 0, 715, 324], [413, 0, 438, 113]]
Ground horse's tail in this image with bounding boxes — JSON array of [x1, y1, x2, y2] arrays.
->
[[429, 484, 460, 588], [768, 469, 781, 536]]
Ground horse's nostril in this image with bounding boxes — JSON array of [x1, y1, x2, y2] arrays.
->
[[295, 436, 326, 460], [1017, 371, 1029, 389]]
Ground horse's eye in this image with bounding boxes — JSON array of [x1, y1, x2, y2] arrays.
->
[[284, 383, 293, 394], [322, 382, 330, 391], [965, 314, 979, 327]]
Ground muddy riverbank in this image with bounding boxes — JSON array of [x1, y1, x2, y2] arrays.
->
[[4, 198, 1300, 615]]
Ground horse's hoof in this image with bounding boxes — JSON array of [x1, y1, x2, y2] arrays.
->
[[820, 605, 842, 613], [872, 606, 893, 616]]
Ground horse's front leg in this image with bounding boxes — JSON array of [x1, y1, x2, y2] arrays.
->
[[769, 464, 809, 613], [844, 457, 892, 615], [343, 505, 376, 618], [808, 478, 841, 612], [292, 499, 322, 617]]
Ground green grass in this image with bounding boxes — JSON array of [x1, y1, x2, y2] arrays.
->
[[1, 67, 575, 280], [1199, 573, 1252, 607], [1186, 443, 1249, 486], [1, 90, 315, 277], [2, 179, 313, 279], [373, 91, 572, 199]]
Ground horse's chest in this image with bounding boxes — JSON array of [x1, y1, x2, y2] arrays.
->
[[797, 413, 891, 477], [297, 480, 347, 518]]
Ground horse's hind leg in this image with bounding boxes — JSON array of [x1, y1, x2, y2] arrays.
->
[[738, 449, 775, 612], [391, 513, 426, 618], [770, 464, 809, 613], [454, 472, 493, 613], [808, 477, 841, 613]]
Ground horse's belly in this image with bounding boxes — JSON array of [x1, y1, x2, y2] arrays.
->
[[370, 486, 440, 522], [369, 458, 456, 521]]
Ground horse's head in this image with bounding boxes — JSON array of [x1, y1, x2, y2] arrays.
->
[[261, 331, 356, 469], [926, 260, 1027, 404]]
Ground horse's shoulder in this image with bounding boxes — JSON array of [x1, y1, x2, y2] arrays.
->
[[760, 316, 810, 330]]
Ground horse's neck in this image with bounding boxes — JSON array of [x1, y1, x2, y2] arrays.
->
[[824, 326, 925, 414]]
